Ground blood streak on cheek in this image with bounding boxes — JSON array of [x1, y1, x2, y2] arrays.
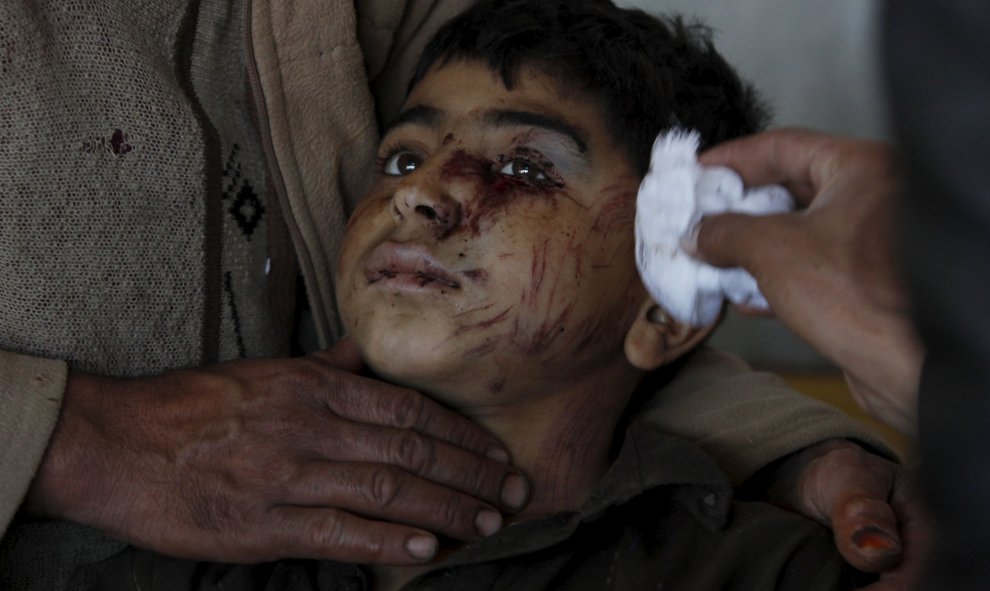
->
[[511, 303, 574, 354], [591, 187, 636, 234], [440, 149, 565, 237], [487, 376, 506, 396], [524, 239, 549, 308], [454, 305, 513, 336], [585, 187, 637, 269], [464, 339, 497, 358]]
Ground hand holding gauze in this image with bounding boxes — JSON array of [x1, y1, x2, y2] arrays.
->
[[635, 130, 793, 326]]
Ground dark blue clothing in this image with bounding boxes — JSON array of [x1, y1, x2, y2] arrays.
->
[[884, 1, 990, 589]]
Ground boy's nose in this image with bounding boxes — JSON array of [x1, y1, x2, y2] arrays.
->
[[392, 183, 462, 240]]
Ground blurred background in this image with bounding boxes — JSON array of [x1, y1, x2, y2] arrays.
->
[[616, 1, 907, 450]]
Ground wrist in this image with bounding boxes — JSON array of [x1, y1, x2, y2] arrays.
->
[[839, 313, 923, 435], [24, 371, 120, 523]]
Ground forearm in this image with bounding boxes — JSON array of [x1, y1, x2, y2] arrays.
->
[[789, 268, 922, 436], [839, 317, 922, 437], [0, 350, 68, 534]]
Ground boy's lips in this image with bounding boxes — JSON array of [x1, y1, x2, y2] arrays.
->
[[363, 242, 462, 289]]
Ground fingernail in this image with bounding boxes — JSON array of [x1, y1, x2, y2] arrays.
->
[[475, 509, 503, 537], [405, 534, 437, 561], [680, 221, 701, 255], [485, 446, 510, 464], [853, 527, 900, 554], [500, 473, 529, 510]]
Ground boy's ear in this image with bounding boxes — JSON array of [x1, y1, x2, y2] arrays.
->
[[624, 299, 717, 370]]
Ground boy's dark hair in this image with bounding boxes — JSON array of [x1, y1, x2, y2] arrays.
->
[[409, 0, 768, 176]]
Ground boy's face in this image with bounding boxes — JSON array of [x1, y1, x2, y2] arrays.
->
[[335, 60, 647, 406]]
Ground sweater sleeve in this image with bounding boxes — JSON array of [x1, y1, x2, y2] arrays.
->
[[0, 350, 67, 535], [637, 347, 898, 484]]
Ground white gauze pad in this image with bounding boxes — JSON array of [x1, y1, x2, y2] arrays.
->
[[635, 129, 794, 326]]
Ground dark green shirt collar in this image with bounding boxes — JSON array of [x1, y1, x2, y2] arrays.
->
[[426, 421, 733, 570]]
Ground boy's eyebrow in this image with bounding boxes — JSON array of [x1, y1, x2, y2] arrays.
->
[[383, 105, 441, 135], [384, 105, 589, 163], [484, 109, 589, 155]]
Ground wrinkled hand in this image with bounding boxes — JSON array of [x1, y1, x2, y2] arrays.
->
[[26, 339, 528, 565], [770, 440, 929, 590], [695, 129, 923, 434]]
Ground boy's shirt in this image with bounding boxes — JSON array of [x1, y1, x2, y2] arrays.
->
[[75, 387, 865, 590], [635, 348, 899, 484]]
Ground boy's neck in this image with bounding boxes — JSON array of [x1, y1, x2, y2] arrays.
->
[[459, 358, 640, 519], [370, 359, 641, 591]]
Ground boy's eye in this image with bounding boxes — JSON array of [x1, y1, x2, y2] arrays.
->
[[383, 151, 422, 176], [499, 158, 548, 182]]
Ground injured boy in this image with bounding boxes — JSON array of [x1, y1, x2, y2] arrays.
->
[[333, 0, 881, 587], [79, 0, 911, 589]]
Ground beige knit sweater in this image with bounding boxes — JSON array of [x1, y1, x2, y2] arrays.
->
[[0, 0, 476, 536], [0, 0, 892, 575]]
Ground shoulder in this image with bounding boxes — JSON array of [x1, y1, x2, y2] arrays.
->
[[632, 347, 897, 484]]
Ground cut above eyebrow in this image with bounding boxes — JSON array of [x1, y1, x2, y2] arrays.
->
[[484, 109, 589, 155], [383, 105, 441, 135]]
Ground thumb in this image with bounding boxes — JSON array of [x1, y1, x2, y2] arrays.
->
[[830, 493, 903, 574], [793, 445, 904, 574], [687, 211, 785, 270], [312, 337, 365, 373]]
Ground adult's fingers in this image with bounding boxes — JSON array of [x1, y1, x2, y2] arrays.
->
[[689, 210, 800, 271], [315, 338, 366, 373], [861, 472, 930, 590], [848, 472, 928, 590], [286, 461, 509, 542], [266, 505, 441, 565], [698, 128, 840, 205], [308, 420, 528, 513], [293, 355, 527, 521], [793, 444, 904, 573], [831, 494, 903, 573], [314, 369, 512, 461]]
